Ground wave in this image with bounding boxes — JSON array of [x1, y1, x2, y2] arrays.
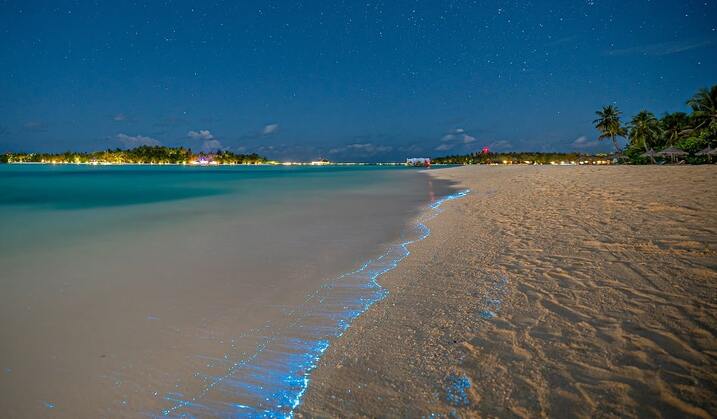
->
[[156, 190, 470, 418]]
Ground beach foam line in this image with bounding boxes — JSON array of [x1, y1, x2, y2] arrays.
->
[[155, 189, 470, 418]]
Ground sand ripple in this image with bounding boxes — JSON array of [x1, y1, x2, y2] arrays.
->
[[299, 166, 717, 418]]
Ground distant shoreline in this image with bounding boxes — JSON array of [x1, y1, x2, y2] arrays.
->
[[1, 161, 621, 167], [1, 145, 622, 166], [0, 161, 426, 167]]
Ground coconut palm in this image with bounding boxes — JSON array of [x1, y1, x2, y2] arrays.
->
[[628, 111, 661, 163], [660, 112, 689, 146], [594, 105, 627, 154], [687, 85, 717, 130]]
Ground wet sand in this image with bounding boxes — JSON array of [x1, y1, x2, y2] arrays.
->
[[0, 166, 456, 418], [299, 165, 717, 418]]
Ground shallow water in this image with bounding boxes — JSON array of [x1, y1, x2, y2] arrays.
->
[[0, 165, 456, 418]]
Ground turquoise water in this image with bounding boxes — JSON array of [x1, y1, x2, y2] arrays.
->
[[0, 164, 458, 418], [0, 164, 417, 208], [0, 165, 441, 256]]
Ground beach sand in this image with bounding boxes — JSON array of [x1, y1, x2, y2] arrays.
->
[[0, 166, 455, 417], [298, 165, 717, 418]]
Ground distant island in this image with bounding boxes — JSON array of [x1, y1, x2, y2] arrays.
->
[[0, 146, 267, 165], [5, 82, 714, 168], [431, 152, 611, 165]]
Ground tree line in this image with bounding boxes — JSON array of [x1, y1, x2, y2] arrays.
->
[[431, 152, 609, 165], [1, 146, 267, 165], [594, 85, 716, 163], [433, 85, 716, 165]]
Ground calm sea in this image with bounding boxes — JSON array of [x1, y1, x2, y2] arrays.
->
[[0, 164, 457, 418]]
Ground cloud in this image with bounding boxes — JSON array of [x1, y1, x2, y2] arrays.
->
[[185, 129, 230, 152], [237, 123, 281, 142], [187, 129, 225, 152], [188, 129, 214, 140], [571, 135, 599, 149], [606, 40, 713, 57], [116, 133, 161, 147], [113, 113, 127, 121], [262, 123, 279, 135], [436, 128, 478, 151], [486, 140, 513, 151], [201, 139, 223, 152]]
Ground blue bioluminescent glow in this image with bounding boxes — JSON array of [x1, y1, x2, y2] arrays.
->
[[444, 374, 472, 406], [152, 189, 470, 418], [479, 310, 496, 320], [477, 274, 509, 322]]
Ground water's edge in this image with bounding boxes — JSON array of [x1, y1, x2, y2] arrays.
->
[[157, 189, 470, 418]]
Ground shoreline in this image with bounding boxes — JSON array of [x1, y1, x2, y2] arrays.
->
[[286, 187, 471, 415], [0, 166, 458, 417], [155, 181, 469, 417], [0, 161, 444, 167], [298, 165, 717, 417]]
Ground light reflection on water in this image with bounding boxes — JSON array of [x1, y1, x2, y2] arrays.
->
[[0, 165, 464, 417], [154, 190, 470, 418]]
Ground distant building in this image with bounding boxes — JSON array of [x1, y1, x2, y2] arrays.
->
[[310, 159, 331, 165], [193, 154, 219, 165], [406, 157, 431, 167]]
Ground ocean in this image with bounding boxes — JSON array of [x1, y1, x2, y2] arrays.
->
[[0, 164, 459, 417]]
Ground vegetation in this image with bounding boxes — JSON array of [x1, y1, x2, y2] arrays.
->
[[621, 85, 717, 164], [1, 145, 267, 165], [434, 85, 716, 165], [594, 105, 628, 154], [432, 152, 610, 165], [627, 110, 661, 163]]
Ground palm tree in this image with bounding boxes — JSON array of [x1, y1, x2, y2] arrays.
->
[[628, 110, 661, 163], [660, 112, 689, 146], [594, 105, 628, 154], [687, 85, 717, 130]]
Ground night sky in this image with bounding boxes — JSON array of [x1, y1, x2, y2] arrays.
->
[[1, 1, 715, 161]]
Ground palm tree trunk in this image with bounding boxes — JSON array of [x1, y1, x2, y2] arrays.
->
[[643, 140, 656, 164], [611, 135, 620, 155]]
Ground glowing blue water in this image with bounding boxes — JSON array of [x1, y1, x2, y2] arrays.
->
[[0, 164, 463, 417], [444, 374, 472, 407], [477, 275, 509, 321], [0, 164, 442, 258], [155, 190, 470, 418]]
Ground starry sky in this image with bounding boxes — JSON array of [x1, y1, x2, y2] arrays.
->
[[1, 1, 715, 161]]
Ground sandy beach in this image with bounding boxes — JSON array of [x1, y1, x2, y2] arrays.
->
[[299, 165, 717, 418], [0, 166, 456, 417]]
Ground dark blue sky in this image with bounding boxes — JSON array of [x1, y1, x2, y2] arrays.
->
[[1, 1, 715, 161]]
